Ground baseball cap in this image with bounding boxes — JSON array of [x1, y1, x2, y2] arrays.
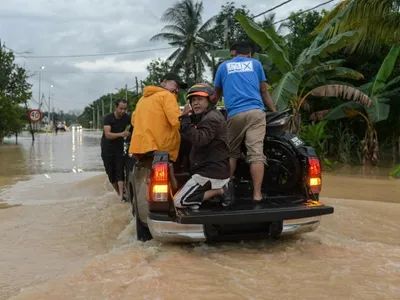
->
[[162, 73, 188, 89]]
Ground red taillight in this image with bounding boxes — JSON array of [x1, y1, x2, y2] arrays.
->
[[308, 157, 321, 194], [151, 163, 169, 202], [308, 158, 321, 176], [153, 163, 168, 182]]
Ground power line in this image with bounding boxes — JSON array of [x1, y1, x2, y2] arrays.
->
[[272, 0, 336, 25], [253, 0, 294, 19], [27, 70, 139, 74], [11, 46, 177, 59]]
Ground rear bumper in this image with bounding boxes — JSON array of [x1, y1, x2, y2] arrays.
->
[[147, 216, 321, 243]]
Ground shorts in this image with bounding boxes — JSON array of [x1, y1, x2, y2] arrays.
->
[[227, 109, 266, 164], [174, 175, 230, 209], [101, 153, 125, 184]]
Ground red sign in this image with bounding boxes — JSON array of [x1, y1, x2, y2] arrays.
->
[[28, 109, 42, 123]]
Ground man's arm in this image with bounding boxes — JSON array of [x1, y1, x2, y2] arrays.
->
[[180, 115, 217, 148], [104, 126, 124, 140], [162, 93, 181, 130], [214, 64, 224, 102], [103, 115, 127, 139], [260, 82, 276, 112], [256, 61, 276, 112]]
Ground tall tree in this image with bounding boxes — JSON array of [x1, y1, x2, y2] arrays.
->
[[150, 0, 217, 85], [0, 45, 32, 143], [280, 10, 325, 63], [142, 58, 171, 85], [208, 2, 253, 48]]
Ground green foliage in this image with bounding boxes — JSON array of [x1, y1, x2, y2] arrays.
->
[[142, 58, 171, 86], [207, 1, 252, 48], [328, 122, 362, 165], [280, 10, 325, 63], [299, 121, 331, 159], [389, 164, 400, 178], [0, 45, 32, 142]]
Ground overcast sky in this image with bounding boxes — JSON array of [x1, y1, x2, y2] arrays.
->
[[0, 0, 337, 112]]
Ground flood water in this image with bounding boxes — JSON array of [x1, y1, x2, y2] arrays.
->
[[0, 130, 399, 300]]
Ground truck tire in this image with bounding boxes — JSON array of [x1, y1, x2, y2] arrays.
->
[[135, 214, 152, 242]]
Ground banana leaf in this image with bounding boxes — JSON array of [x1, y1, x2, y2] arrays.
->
[[371, 46, 400, 96], [236, 13, 292, 74], [271, 71, 302, 110]]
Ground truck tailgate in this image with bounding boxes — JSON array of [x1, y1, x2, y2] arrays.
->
[[175, 200, 334, 225]]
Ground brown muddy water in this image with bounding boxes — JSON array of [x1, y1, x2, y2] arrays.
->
[[0, 131, 399, 300]]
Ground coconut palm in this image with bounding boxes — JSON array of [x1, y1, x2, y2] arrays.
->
[[150, 0, 217, 84], [314, 0, 400, 53]]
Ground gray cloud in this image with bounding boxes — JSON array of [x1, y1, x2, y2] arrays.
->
[[0, 0, 337, 112]]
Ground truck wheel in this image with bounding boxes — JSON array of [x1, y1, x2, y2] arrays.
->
[[136, 215, 152, 242], [269, 221, 283, 240]]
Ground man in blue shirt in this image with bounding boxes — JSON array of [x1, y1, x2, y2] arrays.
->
[[214, 41, 276, 203]]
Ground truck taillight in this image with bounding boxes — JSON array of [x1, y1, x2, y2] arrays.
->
[[308, 157, 321, 194], [151, 163, 168, 202]]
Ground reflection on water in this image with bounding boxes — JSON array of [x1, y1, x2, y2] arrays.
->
[[0, 130, 399, 300], [0, 130, 103, 186]]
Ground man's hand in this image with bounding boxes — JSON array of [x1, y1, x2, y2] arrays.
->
[[121, 131, 131, 138], [260, 82, 276, 112], [182, 103, 192, 115]]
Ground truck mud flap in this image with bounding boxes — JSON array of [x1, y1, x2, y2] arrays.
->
[[175, 201, 334, 225]]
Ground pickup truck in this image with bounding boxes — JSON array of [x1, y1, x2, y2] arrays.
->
[[126, 108, 334, 243]]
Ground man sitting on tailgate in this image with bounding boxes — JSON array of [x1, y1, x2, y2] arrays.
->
[[174, 83, 234, 210]]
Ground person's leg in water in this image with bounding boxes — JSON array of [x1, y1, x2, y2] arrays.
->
[[115, 154, 126, 201], [102, 154, 120, 195]]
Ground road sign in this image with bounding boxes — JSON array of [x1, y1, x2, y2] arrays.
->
[[28, 109, 42, 123]]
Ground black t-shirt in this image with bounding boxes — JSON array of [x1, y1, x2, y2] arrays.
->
[[101, 113, 131, 156]]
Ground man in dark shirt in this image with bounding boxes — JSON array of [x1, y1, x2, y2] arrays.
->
[[101, 99, 131, 201]]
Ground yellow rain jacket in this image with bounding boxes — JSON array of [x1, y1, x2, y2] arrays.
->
[[129, 86, 181, 162]]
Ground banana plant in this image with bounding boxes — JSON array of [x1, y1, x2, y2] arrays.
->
[[236, 2, 364, 132], [308, 45, 400, 165]]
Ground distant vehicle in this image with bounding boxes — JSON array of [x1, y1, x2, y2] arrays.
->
[[70, 123, 83, 130], [55, 122, 66, 133]]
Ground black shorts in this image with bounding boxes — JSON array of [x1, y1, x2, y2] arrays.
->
[[101, 153, 125, 184]]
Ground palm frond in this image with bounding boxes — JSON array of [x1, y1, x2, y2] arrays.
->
[[150, 33, 184, 43], [161, 25, 187, 35]]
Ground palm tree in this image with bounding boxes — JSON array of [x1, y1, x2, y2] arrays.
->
[[314, 0, 400, 53], [150, 0, 217, 84]]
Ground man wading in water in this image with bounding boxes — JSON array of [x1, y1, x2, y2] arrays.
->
[[101, 99, 131, 201]]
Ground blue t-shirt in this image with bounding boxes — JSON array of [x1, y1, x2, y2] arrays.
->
[[214, 57, 266, 118]]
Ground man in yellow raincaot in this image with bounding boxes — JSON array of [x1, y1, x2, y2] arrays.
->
[[129, 73, 189, 190]]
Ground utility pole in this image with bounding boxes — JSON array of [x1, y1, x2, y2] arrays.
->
[[38, 66, 44, 109], [125, 84, 128, 101], [109, 94, 113, 113], [97, 106, 100, 130], [51, 94, 55, 125], [92, 107, 95, 129], [48, 85, 53, 126], [102, 98, 105, 118]]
